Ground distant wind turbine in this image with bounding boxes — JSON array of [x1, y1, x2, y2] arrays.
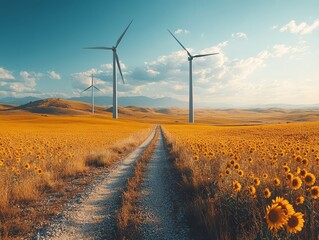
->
[[81, 72, 103, 113], [168, 29, 219, 123], [84, 20, 133, 119]]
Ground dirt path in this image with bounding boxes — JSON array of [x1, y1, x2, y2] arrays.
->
[[137, 129, 191, 240], [34, 127, 156, 240]]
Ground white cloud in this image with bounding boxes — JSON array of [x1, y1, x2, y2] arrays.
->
[[279, 19, 319, 35], [172, 84, 185, 91], [232, 32, 248, 39], [19, 71, 42, 87], [146, 69, 160, 76], [174, 28, 190, 35], [0, 67, 15, 79], [48, 70, 61, 80]]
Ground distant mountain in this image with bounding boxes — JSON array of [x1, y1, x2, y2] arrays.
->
[[68, 96, 188, 108], [0, 96, 187, 108], [0, 96, 41, 105]]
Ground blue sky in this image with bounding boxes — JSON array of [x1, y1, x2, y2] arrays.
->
[[1, 0, 319, 107]]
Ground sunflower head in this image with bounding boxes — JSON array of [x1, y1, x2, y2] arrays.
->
[[296, 196, 305, 205], [24, 163, 30, 170], [273, 178, 281, 186], [295, 167, 301, 174], [290, 177, 302, 190], [286, 173, 293, 181], [309, 186, 319, 199], [233, 180, 242, 192], [264, 188, 271, 198], [304, 172, 316, 186], [253, 177, 261, 186], [234, 163, 240, 170], [286, 212, 305, 234], [249, 185, 256, 195], [300, 169, 307, 177], [301, 158, 308, 166], [265, 203, 289, 233], [272, 197, 295, 217]]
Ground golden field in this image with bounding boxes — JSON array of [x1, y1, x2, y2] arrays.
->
[[0, 114, 151, 237], [163, 122, 319, 239]]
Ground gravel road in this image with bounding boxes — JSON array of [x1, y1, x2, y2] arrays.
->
[[33, 127, 156, 240], [137, 129, 192, 240]]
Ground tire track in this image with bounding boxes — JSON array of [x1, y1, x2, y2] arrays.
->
[[137, 128, 191, 240]]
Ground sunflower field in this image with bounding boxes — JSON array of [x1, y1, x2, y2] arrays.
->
[[164, 122, 319, 239], [0, 115, 151, 215]]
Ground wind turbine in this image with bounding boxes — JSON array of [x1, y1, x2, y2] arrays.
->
[[81, 72, 103, 113], [84, 20, 133, 119], [168, 29, 219, 124]]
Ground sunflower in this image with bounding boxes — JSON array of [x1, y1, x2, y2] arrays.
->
[[272, 197, 295, 217], [273, 178, 281, 186], [286, 173, 293, 181], [283, 166, 290, 173], [304, 172, 316, 186], [295, 155, 302, 162], [37, 169, 43, 174], [233, 180, 242, 192], [265, 203, 288, 232], [24, 163, 30, 170], [194, 155, 199, 161], [300, 169, 307, 178], [286, 212, 305, 234], [263, 173, 268, 179], [249, 185, 256, 195], [253, 177, 261, 186], [295, 167, 301, 174], [225, 168, 231, 175], [264, 188, 271, 198], [238, 170, 244, 177], [230, 159, 235, 165], [234, 163, 240, 170], [290, 177, 302, 190], [309, 186, 319, 199], [301, 158, 308, 166], [296, 196, 305, 205]]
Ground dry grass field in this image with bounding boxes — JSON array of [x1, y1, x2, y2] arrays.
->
[[163, 122, 319, 239]]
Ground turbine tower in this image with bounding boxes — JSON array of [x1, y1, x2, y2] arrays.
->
[[168, 29, 219, 124], [84, 20, 133, 119], [81, 72, 103, 113]]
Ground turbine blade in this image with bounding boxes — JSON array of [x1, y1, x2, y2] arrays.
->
[[83, 47, 112, 50], [115, 53, 125, 84], [94, 86, 104, 93], [81, 85, 92, 93], [193, 53, 219, 58], [167, 29, 192, 58], [116, 19, 133, 48]]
